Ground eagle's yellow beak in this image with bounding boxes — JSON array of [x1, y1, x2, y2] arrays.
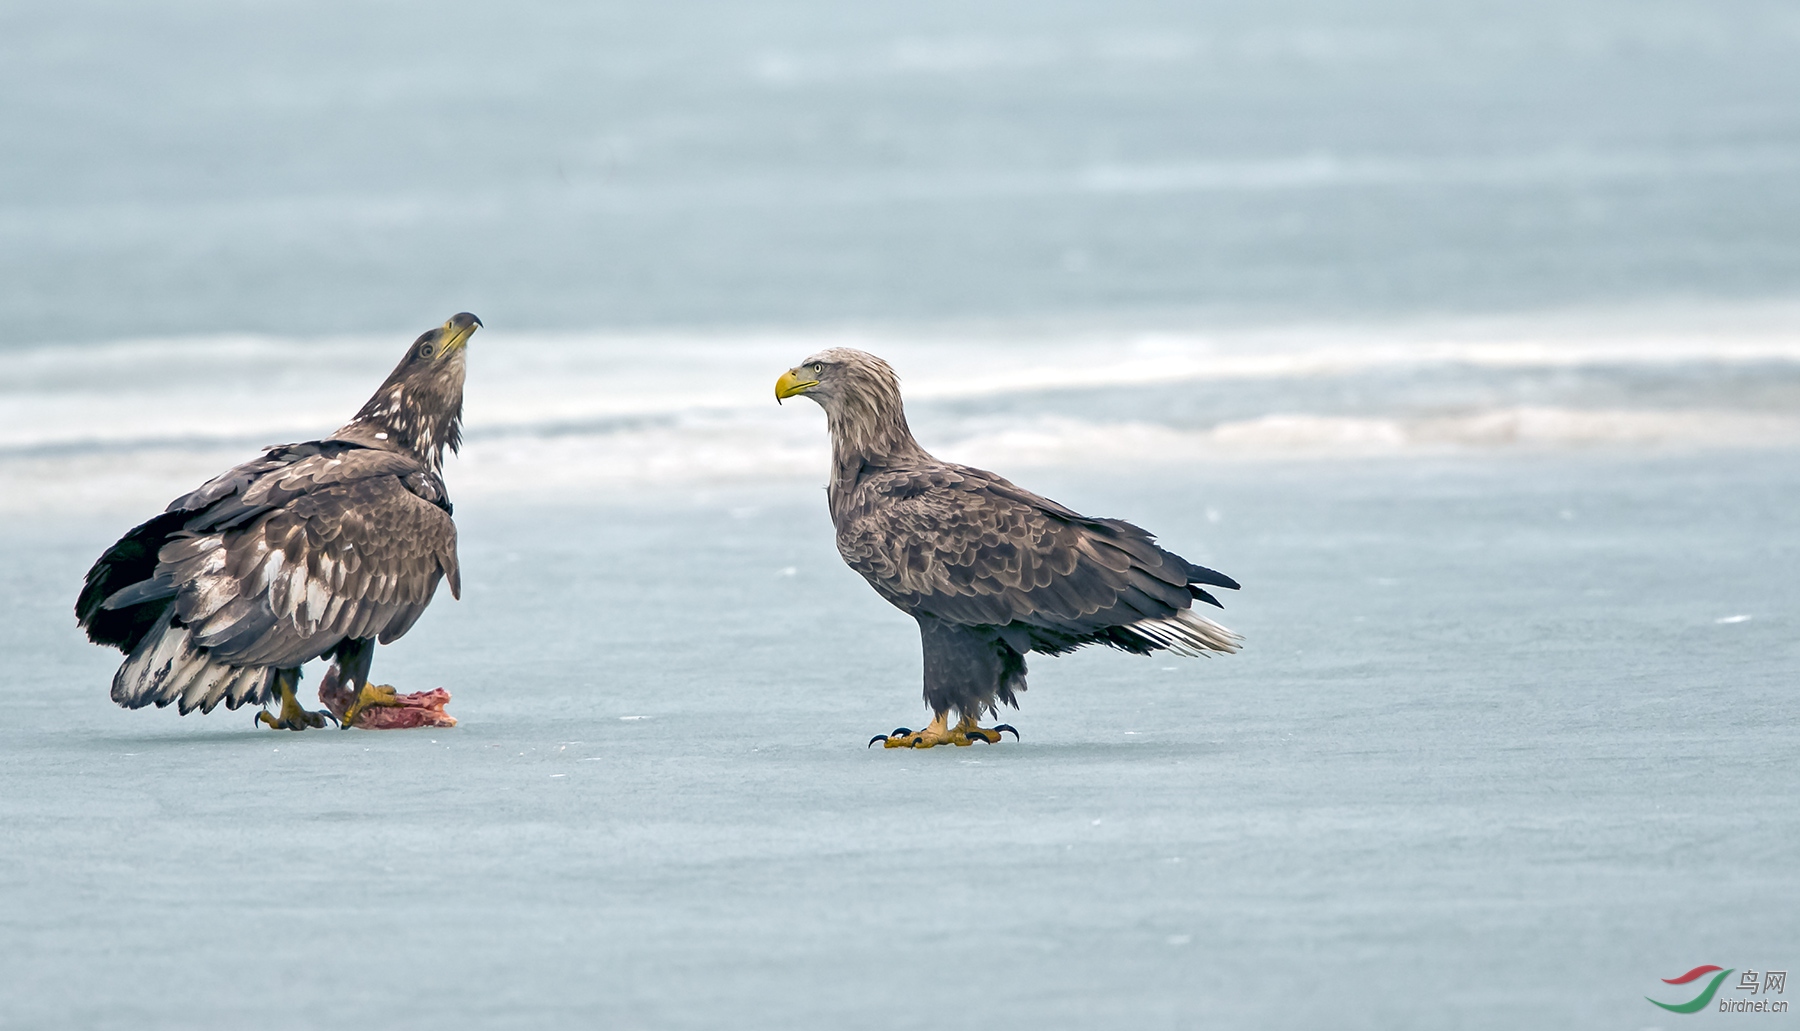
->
[[775, 369, 818, 403], [438, 315, 480, 355]]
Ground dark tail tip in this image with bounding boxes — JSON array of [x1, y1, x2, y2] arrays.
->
[[1188, 563, 1240, 591]]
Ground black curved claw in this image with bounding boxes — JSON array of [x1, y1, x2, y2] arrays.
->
[[868, 735, 888, 748], [993, 724, 1019, 741], [890, 727, 913, 737]]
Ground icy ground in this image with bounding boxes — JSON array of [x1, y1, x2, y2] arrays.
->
[[1, 451, 1795, 1029]]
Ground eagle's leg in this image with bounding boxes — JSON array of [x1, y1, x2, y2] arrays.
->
[[256, 668, 334, 731], [323, 638, 404, 728], [869, 619, 1023, 748]]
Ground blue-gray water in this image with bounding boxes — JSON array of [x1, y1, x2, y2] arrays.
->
[[4, 0, 1800, 344]]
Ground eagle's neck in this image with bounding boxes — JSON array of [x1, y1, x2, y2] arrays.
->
[[333, 355, 465, 471], [826, 382, 928, 508]]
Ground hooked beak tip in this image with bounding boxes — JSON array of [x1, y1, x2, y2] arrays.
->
[[775, 369, 818, 402]]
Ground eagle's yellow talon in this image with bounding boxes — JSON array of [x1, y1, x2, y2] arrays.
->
[[341, 683, 401, 728], [257, 674, 333, 731], [960, 724, 1016, 745], [870, 714, 1017, 750]]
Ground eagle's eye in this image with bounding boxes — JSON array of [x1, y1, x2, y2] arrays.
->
[[811, 363, 823, 375], [418, 342, 435, 358]]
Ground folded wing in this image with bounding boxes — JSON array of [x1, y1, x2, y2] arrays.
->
[[77, 443, 459, 712], [835, 464, 1238, 656]]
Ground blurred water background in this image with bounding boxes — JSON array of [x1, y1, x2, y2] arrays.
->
[[7, 0, 1800, 339], [3, 0, 1800, 510]]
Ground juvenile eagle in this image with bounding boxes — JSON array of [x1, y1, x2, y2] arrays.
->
[[75, 313, 480, 730], [776, 348, 1240, 748]]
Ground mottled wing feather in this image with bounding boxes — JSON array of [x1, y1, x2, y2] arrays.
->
[[836, 464, 1207, 644], [163, 476, 456, 668], [174, 444, 426, 531], [75, 444, 350, 650], [98, 444, 457, 669]]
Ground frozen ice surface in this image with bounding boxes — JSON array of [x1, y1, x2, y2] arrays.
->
[[2, 451, 1796, 1029]]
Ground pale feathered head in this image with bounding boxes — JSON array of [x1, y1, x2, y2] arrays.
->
[[335, 312, 481, 468], [775, 347, 922, 461]]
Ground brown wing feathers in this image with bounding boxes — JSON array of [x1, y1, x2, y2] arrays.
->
[[841, 464, 1238, 655], [169, 475, 456, 668], [82, 443, 459, 712]]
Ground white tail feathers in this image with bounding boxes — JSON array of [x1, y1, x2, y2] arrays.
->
[[112, 611, 274, 715], [1128, 607, 1242, 657]]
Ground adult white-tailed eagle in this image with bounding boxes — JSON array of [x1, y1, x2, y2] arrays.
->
[[776, 348, 1240, 748], [75, 313, 480, 730]]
